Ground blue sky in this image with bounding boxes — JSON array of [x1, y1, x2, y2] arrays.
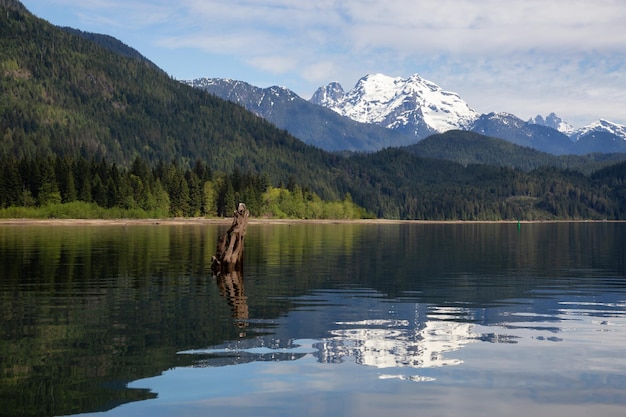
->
[[20, 0, 626, 128]]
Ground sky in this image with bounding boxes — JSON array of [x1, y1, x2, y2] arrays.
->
[[20, 0, 626, 128]]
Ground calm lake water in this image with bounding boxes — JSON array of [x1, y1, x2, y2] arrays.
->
[[1, 222, 625, 417]]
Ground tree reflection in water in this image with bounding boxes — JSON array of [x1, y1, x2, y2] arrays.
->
[[215, 269, 249, 333]]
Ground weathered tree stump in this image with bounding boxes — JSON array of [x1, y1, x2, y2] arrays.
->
[[212, 203, 249, 274]]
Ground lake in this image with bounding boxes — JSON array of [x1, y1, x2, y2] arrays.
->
[[1, 221, 625, 417]]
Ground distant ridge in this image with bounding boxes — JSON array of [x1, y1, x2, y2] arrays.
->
[[188, 73, 626, 155], [404, 130, 626, 174], [529, 113, 574, 136], [469, 112, 574, 155]]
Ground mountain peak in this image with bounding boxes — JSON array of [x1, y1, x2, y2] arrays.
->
[[311, 73, 479, 140], [571, 119, 626, 142], [310, 81, 345, 108], [529, 113, 574, 135]]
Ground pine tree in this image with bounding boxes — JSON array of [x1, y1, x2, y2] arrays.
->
[[0, 157, 21, 207], [91, 173, 106, 207], [37, 158, 61, 206]]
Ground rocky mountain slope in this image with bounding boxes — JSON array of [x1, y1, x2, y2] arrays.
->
[[184, 78, 415, 151], [469, 112, 575, 155], [529, 113, 575, 136]]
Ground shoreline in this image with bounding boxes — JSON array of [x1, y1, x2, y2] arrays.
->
[[0, 218, 622, 226]]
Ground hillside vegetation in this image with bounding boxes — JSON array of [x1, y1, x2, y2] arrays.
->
[[0, 2, 337, 197], [1, 1, 626, 220]]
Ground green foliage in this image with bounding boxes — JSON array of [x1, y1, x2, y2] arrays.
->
[[0, 201, 162, 219], [590, 160, 626, 219], [0, 3, 338, 200], [0, 155, 372, 219], [260, 186, 373, 219]]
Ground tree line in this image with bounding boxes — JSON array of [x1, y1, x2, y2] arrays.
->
[[0, 155, 371, 219], [3, 152, 626, 221], [335, 149, 626, 220]]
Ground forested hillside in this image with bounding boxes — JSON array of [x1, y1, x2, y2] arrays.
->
[[407, 131, 626, 174], [2, 1, 626, 220], [0, 2, 337, 198], [335, 149, 623, 220]]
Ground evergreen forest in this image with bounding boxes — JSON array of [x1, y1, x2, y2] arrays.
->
[[0, 155, 370, 219]]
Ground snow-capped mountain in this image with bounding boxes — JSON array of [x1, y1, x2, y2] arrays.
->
[[569, 119, 626, 154], [311, 74, 479, 140], [470, 112, 573, 154], [310, 81, 345, 108], [570, 119, 626, 142], [529, 113, 575, 136], [183, 78, 300, 111]]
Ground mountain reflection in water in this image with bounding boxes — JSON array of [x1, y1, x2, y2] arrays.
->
[[1, 222, 626, 417], [179, 303, 477, 374], [180, 279, 626, 384]]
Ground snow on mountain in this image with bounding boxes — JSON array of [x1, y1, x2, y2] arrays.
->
[[310, 81, 345, 108], [530, 115, 626, 143], [529, 113, 575, 136], [473, 112, 525, 132], [184, 77, 417, 151], [183, 78, 299, 109], [471, 112, 574, 154], [571, 119, 626, 142], [185, 75, 625, 154], [311, 73, 479, 140]]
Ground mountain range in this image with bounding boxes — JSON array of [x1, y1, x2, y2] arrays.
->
[[183, 78, 415, 152], [187, 74, 626, 155]]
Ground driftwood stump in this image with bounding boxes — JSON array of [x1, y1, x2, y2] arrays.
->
[[212, 203, 249, 274]]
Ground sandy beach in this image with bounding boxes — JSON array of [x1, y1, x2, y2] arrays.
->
[[0, 218, 619, 226]]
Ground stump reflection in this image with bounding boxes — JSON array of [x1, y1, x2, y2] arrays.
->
[[216, 269, 249, 330]]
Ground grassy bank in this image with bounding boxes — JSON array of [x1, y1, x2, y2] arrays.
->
[[0, 201, 168, 220]]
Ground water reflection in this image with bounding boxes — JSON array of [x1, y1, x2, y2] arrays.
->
[[325, 306, 475, 369], [180, 302, 479, 373], [1, 222, 626, 417], [181, 278, 626, 388], [184, 300, 507, 373], [216, 270, 249, 329]]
